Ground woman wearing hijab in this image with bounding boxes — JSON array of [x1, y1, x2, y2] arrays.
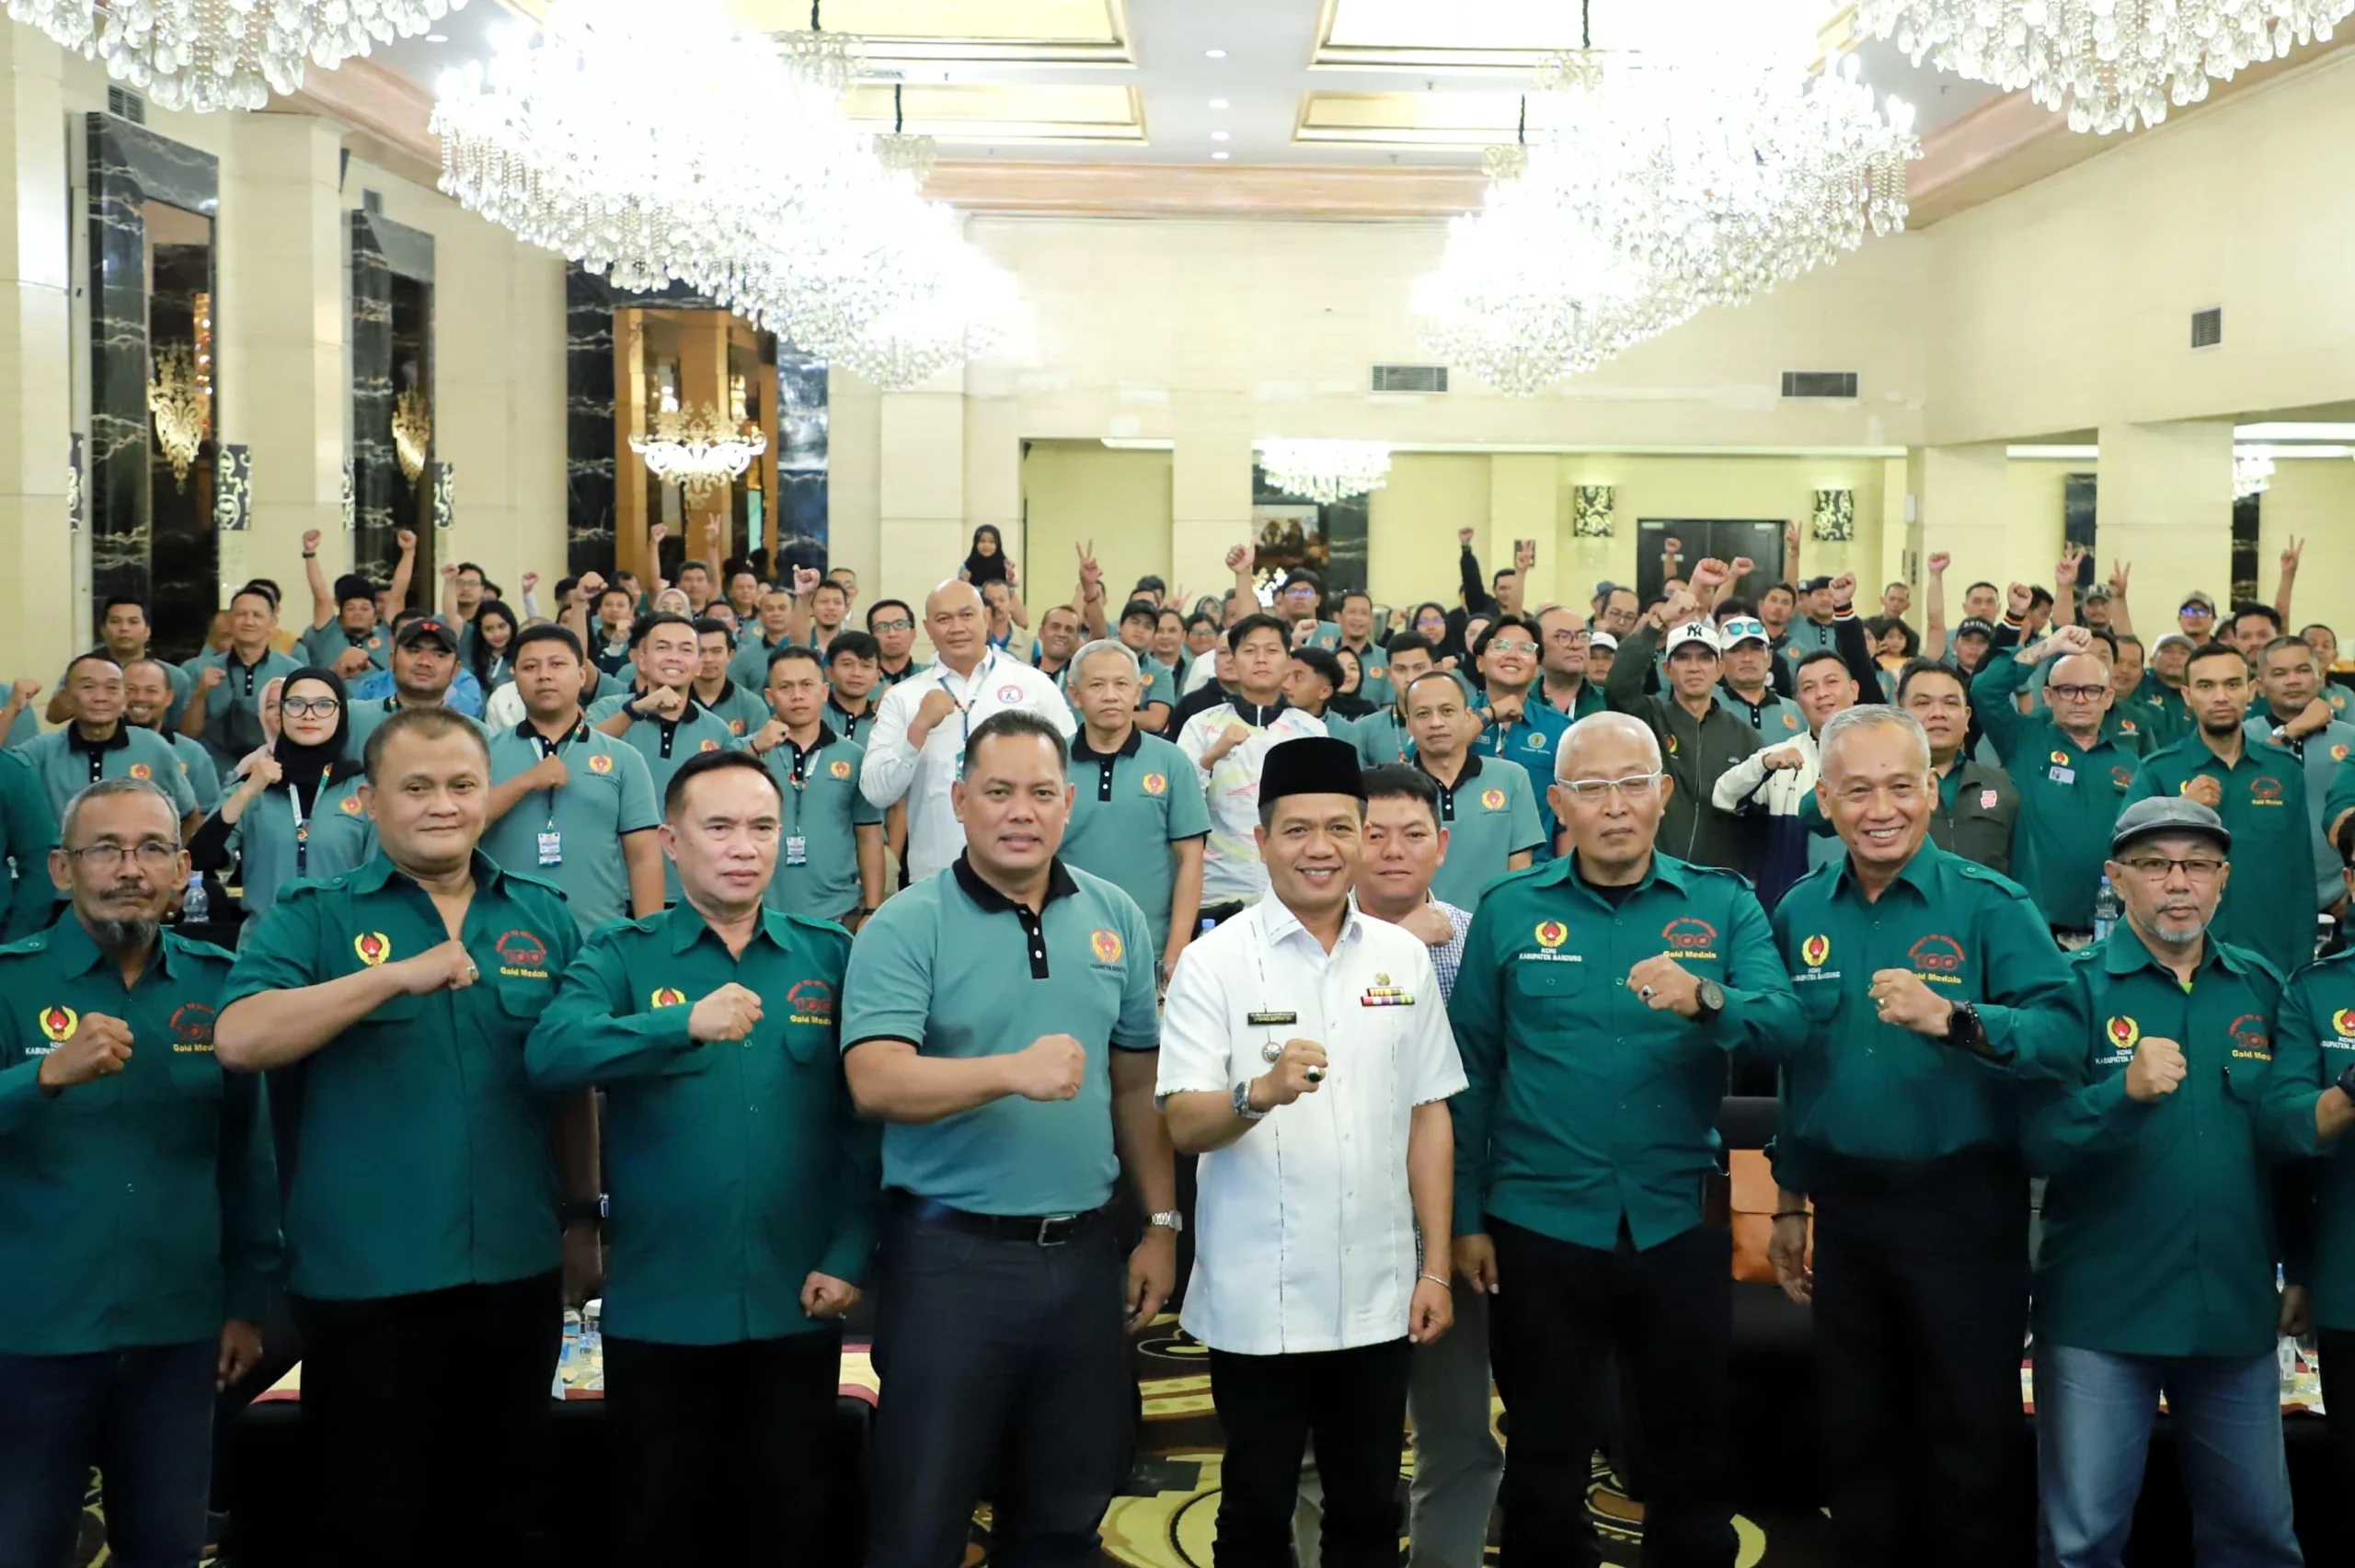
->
[[960, 523, 1010, 587], [189, 666, 374, 929]]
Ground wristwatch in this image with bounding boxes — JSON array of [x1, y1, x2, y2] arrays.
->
[[1693, 979, 1726, 1024], [1232, 1082, 1268, 1122], [1147, 1210, 1185, 1235], [560, 1196, 608, 1228], [2335, 1060, 2355, 1101], [1943, 1001, 1990, 1057]]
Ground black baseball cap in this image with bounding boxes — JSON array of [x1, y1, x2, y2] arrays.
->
[[396, 617, 460, 653]]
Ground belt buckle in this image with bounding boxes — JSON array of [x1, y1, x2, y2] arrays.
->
[[1035, 1212, 1079, 1246]]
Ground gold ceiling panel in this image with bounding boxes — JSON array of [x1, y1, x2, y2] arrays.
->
[[842, 81, 1144, 143], [1312, 0, 1595, 71], [723, 0, 1130, 61], [1296, 90, 1525, 148]]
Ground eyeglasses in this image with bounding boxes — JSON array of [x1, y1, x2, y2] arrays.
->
[[1487, 638, 1538, 655], [1560, 772, 1663, 801], [280, 696, 341, 718], [2118, 855, 2226, 879], [2047, 683, 2107, 704], [67, 841, 181, 871], [871, 618, 913, 634]]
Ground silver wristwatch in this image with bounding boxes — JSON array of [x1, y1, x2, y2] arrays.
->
[[1147, 1210, 1185, 1234], [1232, 1081, 1268, 1122]]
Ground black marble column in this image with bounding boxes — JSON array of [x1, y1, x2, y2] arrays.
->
[[350, 211, 434, 589], [564, 266, 617, 577], [86, 114, 216, 653]]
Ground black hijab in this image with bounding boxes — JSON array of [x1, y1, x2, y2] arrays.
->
[[962, 524, 1009, 587], [270, 666, 351, 803]]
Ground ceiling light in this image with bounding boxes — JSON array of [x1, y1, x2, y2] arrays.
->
[[1857, 1, 2355, 135], [1209, 97, 1229, 109], [426, 32, 449, 42], [1211, 130, 1230, 141], [16, 0, 463, 110], [1204, 48, 1226, 58], [1212, 151, 1231, 159], [1258, 441, 1394, 505], [2234, 422, 2355, 441]]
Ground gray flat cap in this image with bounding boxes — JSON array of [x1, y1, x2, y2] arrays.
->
[[2110, 795, 2231, 856]]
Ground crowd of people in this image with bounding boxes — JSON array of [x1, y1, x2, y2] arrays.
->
[[4, 511, 2355, 1568]]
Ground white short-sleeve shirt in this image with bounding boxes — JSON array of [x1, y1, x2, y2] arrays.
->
[[1157, 899, 1467, 1356]]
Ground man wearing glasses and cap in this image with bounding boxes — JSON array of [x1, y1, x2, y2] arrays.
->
[[1713, 612, 1808, 740], [346, 615, 492, 761], [1605, 593, 1761, 877], [2024, 795, 2320, 1567], [1160, 735, 1465, 1568], [2178, 589, 2220, 644]]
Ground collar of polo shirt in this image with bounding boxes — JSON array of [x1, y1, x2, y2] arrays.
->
[[953, 853, 1078, 913], [1071, 727, 1144, 763], [66, 724, 133, 755]]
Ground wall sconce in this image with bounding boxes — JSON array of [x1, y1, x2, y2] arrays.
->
[[393, 387, 432, 485], [1810, 487, 1855, 542], [1572, 485, 1616, 538], [148, 343, 210, 490]]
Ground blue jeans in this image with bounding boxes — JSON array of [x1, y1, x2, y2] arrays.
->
[[0, 1339, 218, 1568], [2034, 1342, 2302, 1568]]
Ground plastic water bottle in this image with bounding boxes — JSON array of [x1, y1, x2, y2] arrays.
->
[[579, 1299, 604, 1394], [181, 873, 208, 923], [553, 1309, 580, 1398], [2090, 875, 2122, 944]]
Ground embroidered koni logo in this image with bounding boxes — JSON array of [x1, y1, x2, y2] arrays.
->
[[649, 988, 687, 1009], [1481, 788, 1506, 811], [127, 762, 151, 780], [787, 979, 835, 1025], [699, 739, 721, 752], [830, 760, 853, 780], [588, 753, 615, 774], [2334, 1007, 2355, 1038], [1534, 921, 1568, 950], [37, 1005, 77, 1043], [2107, 1015, 2142, 1052], [1141, 773, 1167, 795], [1800, 933, 1831, 968], [1091, 929, 1125, 965], [2049, 750, 2072, 767], [353, 933, 391, 967], [339, 794, 364, 816]]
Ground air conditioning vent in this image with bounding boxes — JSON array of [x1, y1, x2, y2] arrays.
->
[[362, 188, 384, 215], [1372, 364, 1447, 394], [107, 86, 145, 124], [1781, 371, 1858, 399], [2191, 306, 2223, 349]]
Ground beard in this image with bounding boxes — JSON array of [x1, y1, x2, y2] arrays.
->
[[88, 915, 159, 951]]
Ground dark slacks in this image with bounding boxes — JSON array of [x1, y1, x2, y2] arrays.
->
[[603, 1327, 844, 1567], [1809, 1151, 2030, 1568], [1208, 1337, 1412, 1568], [2319, 1329, 2355, 1565], [1486, 1216, 1735, 1568], [865, 1208, 1132, 1568], [0, 1338, 218, 1568], [290, 1270, 561, 1568]]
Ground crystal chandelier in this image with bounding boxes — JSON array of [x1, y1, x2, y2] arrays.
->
[[631, 395, 769, 505], [6, 0, 467, 113], [148, 343, 209, 489], [1856, 1, 2355, 135], [432, 0, 1013, 390], [2234, 449, 2277, 499], [1258, 441, 1394, 506], [392, 386, 432, 484]]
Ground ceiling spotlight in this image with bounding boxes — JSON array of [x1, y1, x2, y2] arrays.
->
[[1210, 97, 1229, 109], [1205, 48, 1227, 59], [1212, 151, 1231, 160], [426, 32, 449, 41], [1211, 130, 1230, 141]]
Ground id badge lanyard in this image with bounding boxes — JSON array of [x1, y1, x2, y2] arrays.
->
[[780, 738, 810, 868], [938, 653, 995, 781], [536, 730, 572, 866], [288, 784, 313, 877]]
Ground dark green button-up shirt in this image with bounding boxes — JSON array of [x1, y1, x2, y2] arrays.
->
[[1450, 853, 1805, 1250], [2026, 928, 2315, 1357], [2274, 949, 2355, 1332], [1970, 653, 2136, 927], [220, 851, 580, 1302], [1771, 841, 2083, 1191], [0, 921, 278, 1355], [2125, 734, 2316, 977], [525, 904, 879, 1345], [0, 750, 59, 941], [1931, 758, 2021, 877]]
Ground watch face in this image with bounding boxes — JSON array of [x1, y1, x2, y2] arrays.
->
[[1699, 979, 1725, 1011]]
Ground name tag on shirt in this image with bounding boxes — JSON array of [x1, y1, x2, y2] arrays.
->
[[2048, 766, 2074, 784], [785, 834, 809, 867], [1246, 1011, 1298, 1027], [537, 830, 563, 866]]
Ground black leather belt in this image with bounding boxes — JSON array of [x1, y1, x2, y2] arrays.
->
[[894, 1191, 1109, 1247]]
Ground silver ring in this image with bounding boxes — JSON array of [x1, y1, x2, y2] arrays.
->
[[1639, 985, 1656, 1001], [1304, 1067, 1325, 1083], [1261, 1040, 1283, 1063], [465, 965, 479, 982]]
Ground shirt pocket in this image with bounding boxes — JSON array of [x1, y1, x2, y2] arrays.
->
[[1510, 959, 1596, 1010]]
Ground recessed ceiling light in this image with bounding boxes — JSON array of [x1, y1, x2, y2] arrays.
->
[[1209, 97, 1229, 109], [1204, 48, 1227, 59], [426, 31, 448, 40], [1212, 151, 1231, 160], [1211, 130, 1230, 141]]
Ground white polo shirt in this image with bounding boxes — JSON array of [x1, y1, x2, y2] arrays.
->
[[859, 649, 1076, 884], [1157, 898, 1466, 1356], [1176, 698, 1329, 906]]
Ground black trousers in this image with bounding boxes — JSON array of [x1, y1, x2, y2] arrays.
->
[[1207, 1337, 1412, 1568], [603, 1328, 844, 1567], [2319, 1329, 2355, 1565], [1809, 1151, 2030, 1568], [865, 1206, 1132, 1568], [1487, 1217, 1735, 1568], [289, 1271, 561, 1568]]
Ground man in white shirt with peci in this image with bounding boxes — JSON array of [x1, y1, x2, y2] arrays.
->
[[1159, 735, 1466, 1568]]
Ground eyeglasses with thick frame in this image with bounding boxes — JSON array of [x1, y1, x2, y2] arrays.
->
[[280, 696, 342, 718], [2116, 854, 2226, 880], [1558, 772, 1666, 802]]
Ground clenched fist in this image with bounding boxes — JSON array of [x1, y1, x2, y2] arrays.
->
[[2179, 775, 2225, 810], [1007, 1034, 1087, 1102], [689, 982, 764, 1044], [392, 939, 478, 996], [1252, 1038, 1329, 1109], [910, 689, 959, 740], [527, 753, 569, 791], [636, 686, 688, 721], [37, 1013, 134, 1093], [2124, 1036, 2188, 1103], [1626, 955, 1705, 1019], [1867, 968, 1953, 1037]]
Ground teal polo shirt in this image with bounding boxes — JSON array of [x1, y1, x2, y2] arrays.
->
[[524, 905, 879, 1345], [1338, 641, 1394, 706], [1350, 709, 1416, 769], [343, 696, 492, 764], [58, 651, 194, 728], [841, 856, 1160, 1216], [163, 730, 221, 815], [1417, 754, 1545, 909], [17, 726, 199, 822], [0, 751, 59, 940], [761, 727, 882, 922], [0, 921, 279, 1355], [2125, 735, 2316, 978], [485, 719, 661, 933], [876, 658, 930, 691], [184, 647, 304, 773], [1062, 728, 1212, 955], [300, 623, 391, 675], [728, 633, 796, 692], [700, 680, 773, 743], [1770, 841, 2085, 1191], [2026, 929, 2313, 1359], [589, 692, 744, 901], [2277, 949, 2355, 1332], [227, 765, 375, 922], [219, 851, 580, 1302], [1723, 686, 1808, 741], [1475, 694, 1570, 856]]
